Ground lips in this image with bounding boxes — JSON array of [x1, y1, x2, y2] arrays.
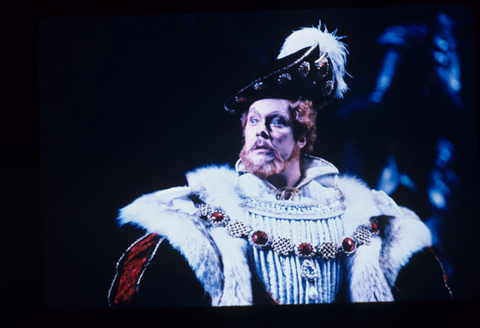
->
[[251, 140, 274, 152]]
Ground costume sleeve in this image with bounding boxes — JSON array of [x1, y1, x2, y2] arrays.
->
[[392, 247, 453, 301], [108, 232, 210, 308]]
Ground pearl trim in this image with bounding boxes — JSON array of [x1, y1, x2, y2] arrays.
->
[[239, 189, 345, 219]]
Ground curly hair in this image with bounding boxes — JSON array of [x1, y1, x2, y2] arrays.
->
[[241, 99, 317, 155]]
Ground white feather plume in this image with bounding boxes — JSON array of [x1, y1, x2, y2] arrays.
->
[[277, 23, 349, 98]]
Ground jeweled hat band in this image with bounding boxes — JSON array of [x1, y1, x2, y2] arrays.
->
[[224, 42, 336, 114]]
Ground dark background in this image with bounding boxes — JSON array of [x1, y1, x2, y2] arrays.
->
[[5, 1, 480, 327]]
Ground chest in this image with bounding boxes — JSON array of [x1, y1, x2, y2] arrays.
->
[[240, 193, 346, 304]]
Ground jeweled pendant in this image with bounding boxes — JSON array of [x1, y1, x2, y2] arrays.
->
[[301, 259, 318, 281], [308, 281, 318, 301]]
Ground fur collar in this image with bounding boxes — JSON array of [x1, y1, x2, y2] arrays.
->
[[118, 164, 431, 304]]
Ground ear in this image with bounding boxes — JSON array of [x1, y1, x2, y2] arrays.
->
[[297, 135, 307, 149]]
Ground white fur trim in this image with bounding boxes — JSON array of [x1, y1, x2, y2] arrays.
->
[[347, 237, 394, 302], [209, 228, 252, 305], [335, 176, 393, 301], [333, 176, 431, 302], [118, 165, 252, 306], [186, 165, 246, 224], [277, 24, 349, 98], [379, 207, 432, 287], [118, 192, 225, 305], [336, 176, 382, 235], [186, 165, 252, 306]]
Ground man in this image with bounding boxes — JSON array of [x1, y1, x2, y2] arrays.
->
[[108, 24, 451, 307]]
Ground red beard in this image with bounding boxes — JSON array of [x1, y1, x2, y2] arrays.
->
[[239, 141, 300, 179]]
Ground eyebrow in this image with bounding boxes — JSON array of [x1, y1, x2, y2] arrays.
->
[[248, 108, 259, 116], [267, 112, 291, 123], [248, 108, 289, 118]]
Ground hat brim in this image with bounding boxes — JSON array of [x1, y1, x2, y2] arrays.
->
[[224, 43, 336, 114]]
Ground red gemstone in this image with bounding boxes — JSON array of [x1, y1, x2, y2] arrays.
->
[[298, 242, 313, 256], [322, 80, 334, 97], [370, 221, 379, 234], [254, 82, 266, 91], [342, 238, 355, 252], [251, 231, 269, 246], [210, 211, 225, 223], [299, 62, 310, 77]]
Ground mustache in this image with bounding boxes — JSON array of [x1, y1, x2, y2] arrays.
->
[[250, 140, 275, 152]]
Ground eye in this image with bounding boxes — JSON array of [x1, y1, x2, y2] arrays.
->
[[249, 117, 258, 125], [270, 117, 286, 126]]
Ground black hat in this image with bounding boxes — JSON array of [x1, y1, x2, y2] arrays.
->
[[224, 25, 348, 114], [224, 43, 338, 114]]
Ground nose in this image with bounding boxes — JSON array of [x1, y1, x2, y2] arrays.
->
[[256, 122, 270, 139]]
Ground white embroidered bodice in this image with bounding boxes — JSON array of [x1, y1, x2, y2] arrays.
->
[[236, 157, 345, 304]]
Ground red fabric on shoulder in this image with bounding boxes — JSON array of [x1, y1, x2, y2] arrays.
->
[[113, 233, 162, 306]]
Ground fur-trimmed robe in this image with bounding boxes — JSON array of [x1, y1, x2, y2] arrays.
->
[[109, 164, 450, 307]]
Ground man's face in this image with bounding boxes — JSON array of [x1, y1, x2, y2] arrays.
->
[[240, 99, 304, 178]]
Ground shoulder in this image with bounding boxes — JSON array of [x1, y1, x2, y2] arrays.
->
[[112, 164, 243, 306], [117, 164, 238, 232], [109, 232, 210, 308], [336, 175, 378, 209], [186, 164, 236, 191]]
